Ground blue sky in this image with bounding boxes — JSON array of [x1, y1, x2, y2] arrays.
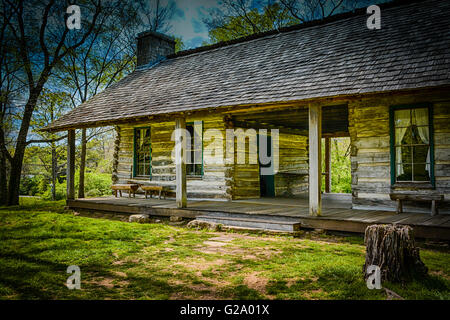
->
[[169, 0, 221, 49]]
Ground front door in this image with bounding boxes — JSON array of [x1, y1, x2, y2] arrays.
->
[[259, 133, 275, 197]]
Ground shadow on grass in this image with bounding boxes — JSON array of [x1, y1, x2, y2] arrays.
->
[[0, 251, 78, 299]]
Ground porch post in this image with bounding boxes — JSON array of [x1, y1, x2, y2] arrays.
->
[[67, 129, 76, 201], [324, 137, 331, 193], [175, 117, 187, 208], [309, 104, 322, 216]]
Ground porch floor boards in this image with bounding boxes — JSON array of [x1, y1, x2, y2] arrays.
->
[[67, 196, 450, 240]]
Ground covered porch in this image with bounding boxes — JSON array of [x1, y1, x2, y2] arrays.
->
[[64, 103, 345, 216], [62, 97, 449, 223], [67, 195, 450, 240]]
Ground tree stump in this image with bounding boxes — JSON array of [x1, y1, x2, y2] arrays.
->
[[363, 224, 428, 283]]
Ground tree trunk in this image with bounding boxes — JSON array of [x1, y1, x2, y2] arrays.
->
[[0, 149, 7, 205], [7, 87, 44, 206], [7, 156, 23, 205], [363, 224, 428, 283], [7, 111, 31, 205], [78, 128, 87, 198]]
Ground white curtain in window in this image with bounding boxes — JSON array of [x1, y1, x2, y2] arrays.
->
[[413, 108, 430, 176], [395, 109, 410, 175]]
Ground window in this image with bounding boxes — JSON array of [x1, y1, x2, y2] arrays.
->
[[134, 127, 151, 177], [186, 122, 203, 176], [390, 105, 433, 184]]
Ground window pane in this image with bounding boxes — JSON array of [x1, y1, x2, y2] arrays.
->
[[392, 107, 432, 183], [394, 109, 411, 127], [397, 163, 412, 181], [412, 108, 428, 126], [412, 125, 429, 145], [185, 124, 203, 176], [397, 146, 412, 164], [135, 130, 141, 146], [195, 164, 202, 175], [413, 163, 430, 181], [399, 127, 414, 145], [413, 145, 429, 164], [144, 129, 151, 148], [135, 128, 151, 176]]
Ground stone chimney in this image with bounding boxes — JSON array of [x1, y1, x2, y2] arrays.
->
[[136, 30, 176, 67]]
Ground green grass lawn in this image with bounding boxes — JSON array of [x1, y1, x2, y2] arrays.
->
[[0, 198, 449, 300]]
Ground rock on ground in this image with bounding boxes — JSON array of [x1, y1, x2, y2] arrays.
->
[[187, 219, 222, 231], [129, 214, 150, 223]]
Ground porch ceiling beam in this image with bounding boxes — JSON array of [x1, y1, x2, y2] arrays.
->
[[232, 119, 308, 135], [309, 104, 322, 216], [175, 117, 187, 208]]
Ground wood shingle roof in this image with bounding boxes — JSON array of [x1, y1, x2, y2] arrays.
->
[[45, 0, 450, 131]]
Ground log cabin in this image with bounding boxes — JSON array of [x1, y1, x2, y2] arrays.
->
[[43, 0, 450, 238]]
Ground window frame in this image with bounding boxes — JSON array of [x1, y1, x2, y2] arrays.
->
[[389, 103, 435, 187], [133, 126, 152, 178], [186, 121, 203, 177]]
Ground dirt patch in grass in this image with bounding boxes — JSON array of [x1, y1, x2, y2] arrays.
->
[[286, 278, 297, 288], [168, 278, 225, 300], [170, 289, 222, 300], [302, 288, 324, 300], [88, 275, 130, 291], [430, 270, 450, 280], [113, 271, 127, 278], [89, 277, 115, 289], [194, 235, 282, 260], [112, 257, 141, 266], [174, 257, 229, 271], [168, 256, 237, 299], [244, 272, 268, 293], [163, 236, 176, 245]]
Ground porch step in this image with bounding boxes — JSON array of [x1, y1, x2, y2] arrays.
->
[[195, 212, 301, 232]]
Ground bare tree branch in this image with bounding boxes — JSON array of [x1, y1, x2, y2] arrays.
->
[[26, 134, 68, 146]]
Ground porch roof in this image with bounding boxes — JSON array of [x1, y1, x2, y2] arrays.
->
[[44, 0, 450, 132]]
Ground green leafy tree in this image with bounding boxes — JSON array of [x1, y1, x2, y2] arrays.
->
[[27, 88, 70, 200], [204, 0, 379, 44], [0, 0, 127, 205], [322, 138, 351, 193], [57, 0, 176, 198], [205, 1, 298, 43]]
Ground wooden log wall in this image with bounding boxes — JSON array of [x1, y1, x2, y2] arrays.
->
[[114, 115, 232, 200], [110, 89, 450, 206], [349, 91, 450, 213], [232, 127, 260, 200], [274, 132, 309, 197]]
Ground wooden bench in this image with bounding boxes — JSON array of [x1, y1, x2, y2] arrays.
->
[[111, 184, 139, 198], [389, 192, 444, 216], [140, 185, 167, 199]]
